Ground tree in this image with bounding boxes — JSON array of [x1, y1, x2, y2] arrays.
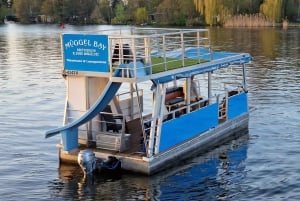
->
[[194, 0, 205, 15], [194, 0, 287, 25], [126, 0, 143, 23], [94, 0, 113, 24], [51, 0, 63, 23], [298, 0, 300, 20], [135, 7, 147, 24], [145, 0, 160, 15], [41, 0, 53, 17], [156, 0, 197, 25], [0, 0, 14, 23], [260, 0, 283, 22], [112, 1, 126, 24], [13, 0, 38, 23], [78, 0, 97, 23], [237, 0, 262, 14], [156, 0, 179, 25], [283, 0, 300, 21], [1, 0, 14, 8], [193, 0, 221, 25]]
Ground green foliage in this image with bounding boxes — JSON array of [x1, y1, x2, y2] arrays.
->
[[40, 0, 62, 23], [0, 0, 13, 8], [94, 0, 112, 24], [112, 2, 126, 24], [284, 0, 300, 20], [4, 0, 300, 25], [194, 0, 288, 25], [156, 0, 198, 26], [237, 0, 262, 14], [0, 7, 10, 23], [260, 0, 283, 22], [135, 7, 147, 24], [13, 0, 30, 23]]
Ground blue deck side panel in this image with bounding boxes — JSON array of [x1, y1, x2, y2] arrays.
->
[[159, 103, 219, 152], [228, 93, 248, 120]]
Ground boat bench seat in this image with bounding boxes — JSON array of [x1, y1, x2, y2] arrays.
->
[[165, 86, 184, 105], [168, 97, 184, 105]]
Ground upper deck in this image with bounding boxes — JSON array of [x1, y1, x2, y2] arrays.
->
[[61, 27, 251, 83]]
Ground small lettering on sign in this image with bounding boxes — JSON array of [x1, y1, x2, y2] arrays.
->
[[62, 70, 79, 76]]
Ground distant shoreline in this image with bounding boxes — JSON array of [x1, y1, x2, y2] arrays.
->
[[1, 20, 299, 28]]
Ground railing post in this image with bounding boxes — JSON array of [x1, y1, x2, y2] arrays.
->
[[225, 90, 228, 121], [132, 37, 136, 78], [186, 77, 191, 113], [207, 30, 213, 61], [197, 31, 201, 64], [154, 83, 166, 154], [208, 71, 212, 104], [109, 38, 113, 75], [181, 32, 185, 67], [144, 37, 151, 75], [242, 63, 247, 92], [148, 83, 165, 156], [163, 35, 167, 71]]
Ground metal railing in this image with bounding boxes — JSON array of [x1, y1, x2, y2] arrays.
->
[[103, 28, 211, 78]]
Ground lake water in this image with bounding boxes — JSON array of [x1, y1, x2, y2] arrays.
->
[[0, 24, 299, 201]]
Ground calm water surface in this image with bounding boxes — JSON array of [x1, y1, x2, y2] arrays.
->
[[0, 24, 299, 201]]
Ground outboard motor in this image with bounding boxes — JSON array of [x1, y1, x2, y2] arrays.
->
[[78, 150, 97, 175]]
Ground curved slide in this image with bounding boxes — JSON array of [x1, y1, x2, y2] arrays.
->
[[45, 69, 123, 139]]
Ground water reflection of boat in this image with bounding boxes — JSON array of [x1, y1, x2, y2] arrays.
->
[[152, 131, 249, 179], [50, 133, 249, 200], [150, 132, 249, 200], [4, 15, 18, 24], [45, 27, 252, 175]]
